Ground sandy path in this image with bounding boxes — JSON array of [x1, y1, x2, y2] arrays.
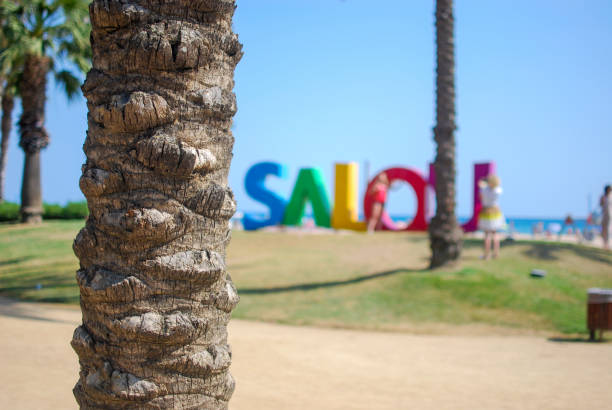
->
[[1, 298, 611, 410]]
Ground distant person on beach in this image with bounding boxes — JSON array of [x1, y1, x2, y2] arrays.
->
[[367, 172, 390, 232], [532, 221, 544, 237], [478, 175, 505, 259], [601, 185, 611, 249], [559, 214, 576, 238]]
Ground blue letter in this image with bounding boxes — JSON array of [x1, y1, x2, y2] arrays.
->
[[243, 162, 288, 230]]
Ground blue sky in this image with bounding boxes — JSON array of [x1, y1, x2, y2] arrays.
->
[[2, 0, 611, 218]]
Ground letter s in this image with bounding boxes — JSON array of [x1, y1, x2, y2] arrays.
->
[[243, 162, 288, 230]]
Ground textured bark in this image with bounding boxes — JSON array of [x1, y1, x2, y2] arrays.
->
[[0, 90, 14, 201], [429, 0, 463, 268], [72, 1, 242, 408], [18, 55, 51, 223]]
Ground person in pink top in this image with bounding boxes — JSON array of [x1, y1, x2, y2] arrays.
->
[[367, 172, 390, 232]]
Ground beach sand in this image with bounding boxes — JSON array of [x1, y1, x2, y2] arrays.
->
[[1, 297, 611, 409]]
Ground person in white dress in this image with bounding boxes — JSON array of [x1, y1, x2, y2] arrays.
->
[[478, 175, 505, 259]]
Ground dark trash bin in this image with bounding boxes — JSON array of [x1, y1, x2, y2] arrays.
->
[[587, 288, 612, 341]]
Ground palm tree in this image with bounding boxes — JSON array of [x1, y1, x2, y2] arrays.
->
[[429, 0, 463, 268], [0, 8, 19, 202], [0, 80, 16, 202], [71, 1, 242, 408], [0, 0, 90, 222]]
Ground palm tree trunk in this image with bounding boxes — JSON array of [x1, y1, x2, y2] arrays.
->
[[0, 89, 14, 202], [18, 55, 50, 223], [72, 1, 242, 408], [429, 0, 463, 268]]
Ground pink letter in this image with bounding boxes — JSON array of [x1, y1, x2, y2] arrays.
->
[[427, 162, 496, 233]]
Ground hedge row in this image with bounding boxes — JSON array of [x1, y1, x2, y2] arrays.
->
[[0, 201, 89, 222]]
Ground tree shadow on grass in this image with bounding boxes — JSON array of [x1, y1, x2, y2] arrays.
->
[[521, 242, 612, 265], [402, 235, 427, 244], [464, 238, 611, 265], [0, 221, 20, 226], [0, 256, 33, 267], [0, 296, 78, 324], [523, 243, 559, 261], [239, 268, 419, 294], [570, 246, 612, 265], [36, 295, 80, 304], [462, 238, 483, 249], [0, 282, 76, 294]]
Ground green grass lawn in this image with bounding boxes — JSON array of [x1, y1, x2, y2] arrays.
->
[[1, 221, 611, 334]]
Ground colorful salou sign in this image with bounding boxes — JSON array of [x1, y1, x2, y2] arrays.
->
[[242, 161, 495, 232]]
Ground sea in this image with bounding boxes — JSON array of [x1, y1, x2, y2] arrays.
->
[[238, 212, 600, 235], [400, 215, 596, 235]]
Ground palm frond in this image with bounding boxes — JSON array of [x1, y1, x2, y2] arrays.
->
[[0, 0, 91, 100], [54, 69, 81, 101]]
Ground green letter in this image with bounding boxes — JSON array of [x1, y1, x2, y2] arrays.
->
[[283, 168, 331, 227]]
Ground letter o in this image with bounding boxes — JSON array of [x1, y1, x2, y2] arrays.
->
[[363, 167, 428, 231]]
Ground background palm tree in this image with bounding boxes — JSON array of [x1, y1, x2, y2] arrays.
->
[[72, 0, 242, 407], [429, 0, 463, 268], [0, 0, 90, 222], [0, 7, 19, 202], [0, 78, 16, 202]]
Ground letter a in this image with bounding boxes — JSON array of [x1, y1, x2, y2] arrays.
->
[[283, 168, 331, 228]]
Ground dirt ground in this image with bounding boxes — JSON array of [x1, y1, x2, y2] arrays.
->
[[1, 297, 611, 410]]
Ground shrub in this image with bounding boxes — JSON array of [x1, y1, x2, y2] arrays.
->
[[44, 201, 88, 220], [0, 201, 19, 222], [43, 203, 64, 219], [61, 201, 89, 219], [0, 201, 89, 221]]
